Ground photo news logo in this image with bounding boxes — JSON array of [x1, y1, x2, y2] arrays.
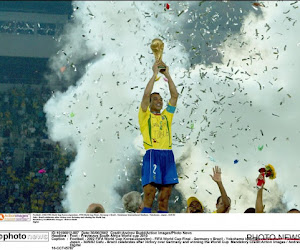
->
[[247, 234, 300, 241], [0, 232, 49, 242]]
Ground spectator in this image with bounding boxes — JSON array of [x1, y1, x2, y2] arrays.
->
[[86, 203, 105, 213], [244, 173, 265, 213], [122, 191, 144, 213], [244, 208, 256, 213], [186, 196, 204, 213], [214, 196, 231, 213], [255, 173, 264, 213], [0, 86, 75, 213], [287, 209, 300, 213], [210, 166, 231, 213]]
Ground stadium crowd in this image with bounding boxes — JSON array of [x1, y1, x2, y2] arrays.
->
[[0, 85, 75, 213]]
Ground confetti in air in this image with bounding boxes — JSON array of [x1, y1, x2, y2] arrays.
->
[[38, 169, 46, 174], [60, 66, 66, 73], [155, 76, 161, 82], [44, 1, 300, 213]]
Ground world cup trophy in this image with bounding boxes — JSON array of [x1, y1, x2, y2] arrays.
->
[[150, 38, 166, 70]]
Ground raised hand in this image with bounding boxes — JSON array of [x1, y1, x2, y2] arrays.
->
[[256, 173, 265, 188], [152, 61, 160, 76], [210, 166, 222, 183], [159, 61, 169, 76]]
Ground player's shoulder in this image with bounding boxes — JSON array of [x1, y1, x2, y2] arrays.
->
[[139, 105, 150, 117], [139, 104, 148, 112]]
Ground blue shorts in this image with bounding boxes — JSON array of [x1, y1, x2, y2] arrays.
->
[[142, 149, 179, 187]]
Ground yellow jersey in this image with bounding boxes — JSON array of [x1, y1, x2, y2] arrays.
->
[[138, 103, 176, 150]]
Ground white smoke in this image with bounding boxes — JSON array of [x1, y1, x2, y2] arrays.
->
[[44, 1, 300, 213], [44, 1, 190, 212], [175, 1, 300, 212]]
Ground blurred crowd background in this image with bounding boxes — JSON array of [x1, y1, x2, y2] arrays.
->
[[0, 85, 75, 213], [0, 2, 74, 213]]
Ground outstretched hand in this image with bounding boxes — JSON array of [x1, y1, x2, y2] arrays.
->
[[210, 166, 222, 183]]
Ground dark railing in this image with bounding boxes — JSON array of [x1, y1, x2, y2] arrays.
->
[[0, 78, 44, 85], [0, 20, 63, 36]]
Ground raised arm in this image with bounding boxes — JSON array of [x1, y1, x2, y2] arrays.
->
[[141, 62, 160, 112], [255, 174, 264, 213], [210, 166, 231, 213], [161, 62, 178, 107]]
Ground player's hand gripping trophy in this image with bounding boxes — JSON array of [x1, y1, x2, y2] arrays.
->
[[150, 38, 166, 72]]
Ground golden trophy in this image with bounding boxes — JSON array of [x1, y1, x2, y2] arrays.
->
[[150, 38, 166, 70]]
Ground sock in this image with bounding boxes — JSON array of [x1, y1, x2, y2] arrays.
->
[[157, 210, 168, 213], [141, 207, 152, 213]]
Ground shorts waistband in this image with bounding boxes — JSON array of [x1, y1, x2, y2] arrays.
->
[[146, 149, 172, 151]]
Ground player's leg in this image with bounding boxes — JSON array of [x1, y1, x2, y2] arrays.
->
[[157, 150, 178, 212], [157, 184, 173, 212], [141, 183, 156, 213]]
